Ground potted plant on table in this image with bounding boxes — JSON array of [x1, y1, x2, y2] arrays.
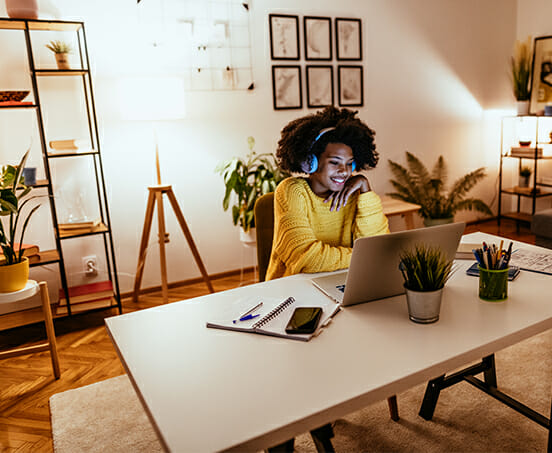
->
[[510, 36, 532, 115], [46, 40, 73, 70], [0, 150, 41, 292], [399, 244, 454, 324], [387, 151, 492, 227], [216, 137, 289, 244]]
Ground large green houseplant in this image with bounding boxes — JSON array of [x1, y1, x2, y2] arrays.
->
[[216, 137, 289, 234], [0, 150, 41, 291], [387, 151, 492, 226]]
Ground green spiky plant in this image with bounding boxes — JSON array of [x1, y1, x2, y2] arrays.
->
[[0, 150, 41, 265], [45, 40, 73, 54], [216, 137, 289, 232], [387, 152, 492, 222], [520, 166, 532, 178], [510, 36, 532, 101], [399, 244, 454, 292]]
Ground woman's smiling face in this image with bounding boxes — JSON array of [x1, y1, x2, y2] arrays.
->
[[308, 143, 355, 198]]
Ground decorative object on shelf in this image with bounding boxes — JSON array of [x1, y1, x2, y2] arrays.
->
[[519, 140, 532, 146], [510, 146, 543, 158], [529, 35, 552, 115], [22, 167, 36, 186], [269, 14, 300, 60], [399, 244, 453, 323], [510, 36, 532, 115], [271, 65, 302, 110], [519, 166, 532, 188], [0, 150, 41, 292], [0, 90, 30, 102], [304, 16, 332, 61], [5, 0, 38, 19], [338, 65, 363, 107], [45, 40, 73, 70], [545, 105, 552, 116], [216, 136, 289, 237], [306, 65, 333, 108], [387, 151, 492, 226]]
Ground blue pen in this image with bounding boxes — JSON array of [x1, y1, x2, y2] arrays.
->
[[239, 313, 260, 322], [232, 302, 263, 324]]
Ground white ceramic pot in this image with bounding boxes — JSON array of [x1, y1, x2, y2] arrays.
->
[[405, 286, 443, 324], [519, 175, 530, 188], [516, 100, 530, 116], [5, 0, 38, 19], [239, 227, 257, 248]]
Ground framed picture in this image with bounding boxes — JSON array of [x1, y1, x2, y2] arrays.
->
[[530, 35, 552, 115], [272, 65, 302, 110], [269, 14, 300, 60], [335, 18, 362, 60], [338, 65, 363, 106], [304, 16, 332, 61], [306, 65, 334, 108]]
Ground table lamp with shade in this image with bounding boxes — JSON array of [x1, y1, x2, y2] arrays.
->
[[119, 76, 214, 303]]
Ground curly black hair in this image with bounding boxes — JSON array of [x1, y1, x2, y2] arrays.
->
[[276, 106, 378, 173]]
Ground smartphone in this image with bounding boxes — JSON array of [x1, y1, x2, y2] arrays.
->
[[285, 307, 323, 334]]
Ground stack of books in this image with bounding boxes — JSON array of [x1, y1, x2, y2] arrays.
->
[[57, 280, 114, 315], [14, 243, 41, 264], [48, 139, 91, 154], [58, 218, 101, 235], [510, 146, 543, 158]]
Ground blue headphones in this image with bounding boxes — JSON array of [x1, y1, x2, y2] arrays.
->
[[302, 127, 356, 174]]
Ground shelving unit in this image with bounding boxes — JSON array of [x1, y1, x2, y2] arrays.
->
[[0, 17, 121, 324], [498, 116, 552, 226]]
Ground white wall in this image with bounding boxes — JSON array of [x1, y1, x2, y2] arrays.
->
[[0, 0, 518, 296]]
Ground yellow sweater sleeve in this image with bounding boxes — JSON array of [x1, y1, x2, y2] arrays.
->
[[266, 178, 389, 280]]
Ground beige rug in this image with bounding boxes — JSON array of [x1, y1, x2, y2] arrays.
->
[[50, 331, 551, 452]]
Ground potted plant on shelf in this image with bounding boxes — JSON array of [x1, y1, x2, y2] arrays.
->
[[510, 36, 532, 115], [216, 136, 289, 244], [399, 244, 454, 324], [387, 151, 493, 227], [519, 166, 532, 188], [45, 40, 73, 70], [0, 150, 41, 292]]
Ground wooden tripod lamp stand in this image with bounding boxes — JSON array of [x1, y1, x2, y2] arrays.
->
[[132, 150, 214, 303]]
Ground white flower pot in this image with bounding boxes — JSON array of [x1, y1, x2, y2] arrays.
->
[[405, 286, 443, 324], [516, 100, 530, 116], [239, 227, 256, 248]]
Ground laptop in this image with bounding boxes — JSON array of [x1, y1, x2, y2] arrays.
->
[[311, 222, 465, 306]]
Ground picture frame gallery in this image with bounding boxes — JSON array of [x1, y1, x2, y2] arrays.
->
[[269, 14, 363, 110]]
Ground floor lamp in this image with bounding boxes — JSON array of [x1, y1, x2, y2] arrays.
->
[[122, 77, 215, 303]]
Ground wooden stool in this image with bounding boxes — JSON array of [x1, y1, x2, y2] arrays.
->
[[0, 281, 60, 379]]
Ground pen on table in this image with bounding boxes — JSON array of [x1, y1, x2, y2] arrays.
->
[[239, 313, 260, 322], [233, 302, 263, 324]]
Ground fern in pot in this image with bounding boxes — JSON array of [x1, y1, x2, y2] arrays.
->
[[388, 151, 492, 227], [399, 244, 454, 324], [0, 150, 41, 292]]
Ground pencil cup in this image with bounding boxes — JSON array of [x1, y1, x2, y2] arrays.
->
[[478, 266, 508, 302]]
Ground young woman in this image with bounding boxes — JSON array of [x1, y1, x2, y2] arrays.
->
[[266, 106, 389, 280]]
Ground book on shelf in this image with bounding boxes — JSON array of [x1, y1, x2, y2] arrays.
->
[[206, 295, 340, 342], [510, 147, 543, 157], [58, 218, 101, 229], [56, 297, 114, 315], [14, 243, 39, 256], [58, 280, 113, 305], [49, 139, 90, 151]]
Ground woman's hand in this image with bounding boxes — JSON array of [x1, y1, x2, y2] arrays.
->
[[325, 175, 371, 211]]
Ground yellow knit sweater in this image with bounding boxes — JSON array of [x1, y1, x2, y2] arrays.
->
[[266, 177, 389, 280]]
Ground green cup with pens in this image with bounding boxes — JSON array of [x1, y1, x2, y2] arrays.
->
[[473, 241, 512, 302]]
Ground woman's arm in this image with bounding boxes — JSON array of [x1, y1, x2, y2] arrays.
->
[[353, 191, 390, 239]]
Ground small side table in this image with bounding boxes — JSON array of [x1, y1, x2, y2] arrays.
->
[[0, 281, 60, 379]]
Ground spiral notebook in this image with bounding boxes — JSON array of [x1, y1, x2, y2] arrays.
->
[[206, 296, 340, 342]]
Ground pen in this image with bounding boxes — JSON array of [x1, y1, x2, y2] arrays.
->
[[232, 302, 263, 324], [239, 313, 260, 322]]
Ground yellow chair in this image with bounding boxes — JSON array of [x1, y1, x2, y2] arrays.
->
[[253, 193, 399, 422]]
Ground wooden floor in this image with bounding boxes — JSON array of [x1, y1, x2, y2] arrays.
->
[[0, 219, 537, 452]]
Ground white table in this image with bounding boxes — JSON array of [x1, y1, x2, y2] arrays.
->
[[106, 233, 552, 452]]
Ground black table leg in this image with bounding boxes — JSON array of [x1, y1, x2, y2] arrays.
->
[[419, 374, 445, 420]]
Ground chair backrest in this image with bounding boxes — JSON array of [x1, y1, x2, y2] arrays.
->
[[254, 192, 275, 282]]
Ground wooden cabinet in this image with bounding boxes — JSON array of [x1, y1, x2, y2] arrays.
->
[[0, 18, 121, 327], [498, 116, 552, 225]]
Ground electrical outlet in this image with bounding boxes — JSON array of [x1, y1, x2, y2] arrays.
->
[[83, 255, 98, 277]]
